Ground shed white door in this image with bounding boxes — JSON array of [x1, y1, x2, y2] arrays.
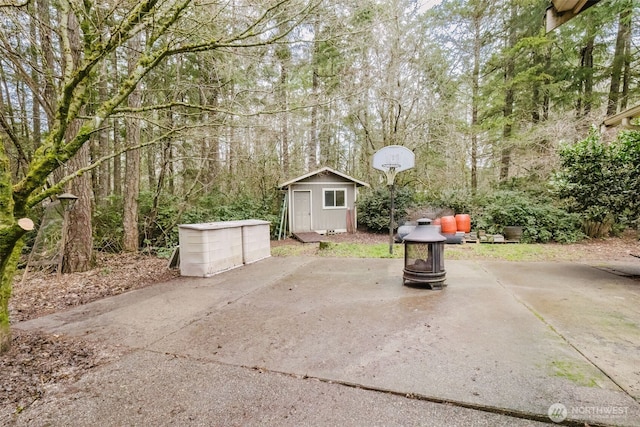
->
[[293, 191, 312, 232]]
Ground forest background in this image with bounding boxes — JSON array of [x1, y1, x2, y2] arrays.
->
[[0, 0, 639, 349]]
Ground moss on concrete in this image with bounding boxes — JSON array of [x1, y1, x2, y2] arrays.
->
[[550, 359, 600, 387]]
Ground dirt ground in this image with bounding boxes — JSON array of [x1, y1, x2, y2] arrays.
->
[[2, 252, 179, 419], [2, 231, 639, 420]]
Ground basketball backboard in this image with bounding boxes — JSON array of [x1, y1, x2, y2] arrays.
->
[[372, 145, 415, 173]]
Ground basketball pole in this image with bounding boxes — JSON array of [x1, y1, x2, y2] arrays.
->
[[389, 180, 394, 255], [384, 166, 397, 255]]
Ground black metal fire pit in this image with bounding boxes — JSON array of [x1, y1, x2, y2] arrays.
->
[[403, 218, 446, 289]]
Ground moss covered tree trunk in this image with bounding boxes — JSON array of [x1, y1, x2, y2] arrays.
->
[[0, 242, 23, 353], [0, 139, 27, 352]]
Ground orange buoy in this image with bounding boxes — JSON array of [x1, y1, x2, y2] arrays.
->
[[440, 215, 457, 234], [455, 214, 471, 233]]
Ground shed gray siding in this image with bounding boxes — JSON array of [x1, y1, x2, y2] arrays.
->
[[291, 182, 356, 233], [280, 167, 368, 235]]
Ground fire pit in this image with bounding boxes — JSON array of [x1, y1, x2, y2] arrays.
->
[[403, 218, 446, 289]]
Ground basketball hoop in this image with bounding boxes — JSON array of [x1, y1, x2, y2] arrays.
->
[[381, 164, 400, 186], [372, 146, 416, 255], [372, 145, 415, 177]]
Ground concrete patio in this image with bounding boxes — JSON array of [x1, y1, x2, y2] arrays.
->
[[11, 256, 640, 426]]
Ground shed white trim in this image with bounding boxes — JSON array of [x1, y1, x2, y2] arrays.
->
[[279, 166, 369, 188]]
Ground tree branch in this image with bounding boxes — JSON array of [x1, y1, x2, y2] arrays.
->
[[26, 123, 195, 207]]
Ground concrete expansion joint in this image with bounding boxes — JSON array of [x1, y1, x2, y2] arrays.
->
[[480, 264, 636, 404], [517, 296, 633, 402], [232, 363, 608, 427]]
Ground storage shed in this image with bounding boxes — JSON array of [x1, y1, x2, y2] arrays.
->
[[279, 167, 369, 237]]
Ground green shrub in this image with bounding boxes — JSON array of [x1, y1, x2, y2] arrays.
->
[[421, 188, 475, 215], [474, 190, 583, 243], [140, 191, 280, 249], [554, 129, 640, 236], [357, 186, 415, 233], [93, 189, 281, 253]]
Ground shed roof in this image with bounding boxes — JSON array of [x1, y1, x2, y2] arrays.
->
[[279, 166, 369, 189]]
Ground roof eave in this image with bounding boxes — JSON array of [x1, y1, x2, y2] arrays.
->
[[278, 166, 370, 188], [546, 0, 601, 33]]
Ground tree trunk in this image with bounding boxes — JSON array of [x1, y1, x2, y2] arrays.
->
[[500, 3, 516, 182], [112, 53, 122, 197], [95, 60, 111, 203], [123, 136, 140, 252], [123, 35, 142, 252], [308, 16, 320, 170], [500, 102, 513, 182], [63, 142, 94, 273], [309, 68, 319, 170], [470, 8, 481, 193], [37, 0, 56, 123], [606, 4, 631, 116], [0, 240, 23, 353], [578, 31, 595, 116], [228, 118, 236, 178], [279, 60, 290, 174], [620, 9, 632, 111], [0, 138, 25, 352], [29, 6, 41, 156], [144, 125, 174, 247], [147, 141, 156, 191], [532, 83, 540, 123], [164, 109, 176, 194], [543, 46, 551, 122], [61, 10, 93, 273], [0, 135, 33, 352], [202, 79, 220, 190]]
